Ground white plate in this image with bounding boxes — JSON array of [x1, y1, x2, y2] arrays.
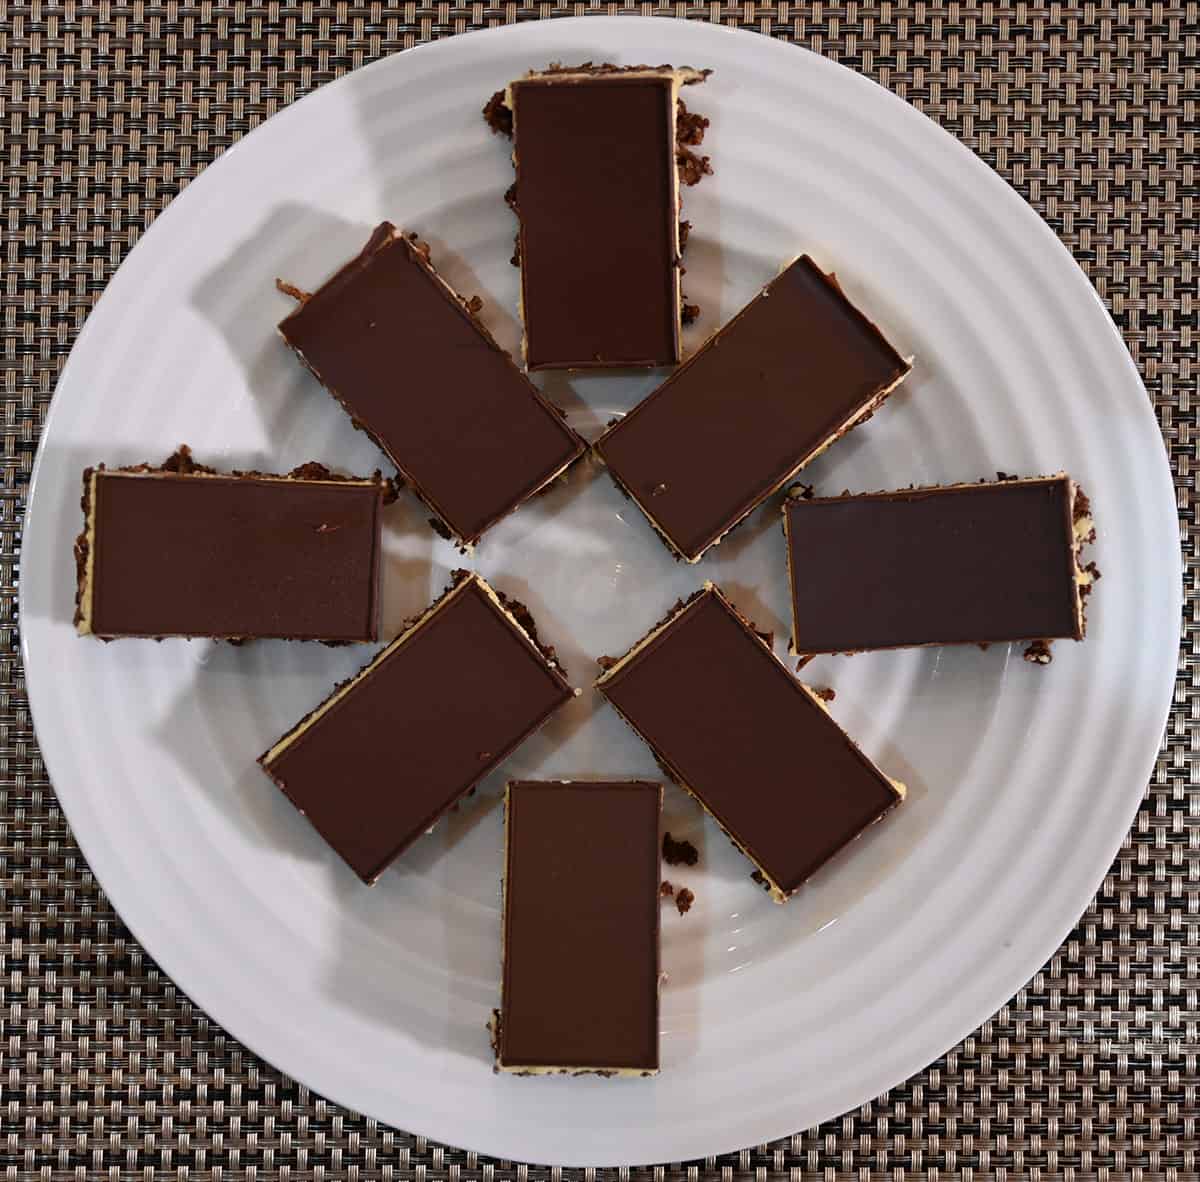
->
[[20, 17, 1180, 1167]]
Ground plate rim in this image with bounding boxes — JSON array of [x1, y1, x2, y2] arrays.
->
[[19, 14, 1182, 1166]]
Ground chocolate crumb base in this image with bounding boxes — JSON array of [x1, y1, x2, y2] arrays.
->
[[115, 441, 394, 491], [486, 63, 710, 140], [675, 887, 695, 915], [73, 445, 393, 631], [492, 1007, 653, 1077], [72, 467, 97, 628], [532, 60, 710, 80], [663, 831, 699, 866], [455, 568, 568, 679]]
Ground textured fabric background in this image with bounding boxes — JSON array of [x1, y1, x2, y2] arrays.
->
[[2, 3, 1196, 1178]]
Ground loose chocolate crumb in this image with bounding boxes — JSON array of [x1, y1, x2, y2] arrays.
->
[[795, 654, 815, 672], [427, 516, 454, 541], [275, 277, 312, 303], [675, 98, 712, 185], [679, 219, 691, 251], [675, 100, 709, 145], [1023, 638, 1053, 665], [676, 146, 712, 186], [681, 302, 700, 325], [405, 232, 432, 262], [675, 887, 695, 915], [750, 869, 771, 892], [1073, 485, 1098, 543], [660, 880, 675, 897], [482, 89, 513, 137], [160, 444, 216, 476], [650, 750, 682, 786], [812, 686, 836, 703], [662, 832, 699, 866], [754, 628, 774, 648], [464, 294, 484, 316], [596, 654, 617, 671]]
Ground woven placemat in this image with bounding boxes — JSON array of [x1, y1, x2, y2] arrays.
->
[[2, 3, 1195, 1178]]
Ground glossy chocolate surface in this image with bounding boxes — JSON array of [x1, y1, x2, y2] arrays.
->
[[597, 587, 899, 897], [279, 224, 583, 543], [512, 75, 680, 369], [498, 780, 661, 1072], [785, 477, 1082, 652], [84, 467, 383, 641], [260, 575, 573, 883], [595, 256, 909, 561]]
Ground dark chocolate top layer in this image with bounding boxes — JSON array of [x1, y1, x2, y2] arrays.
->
[[595, 256, 910, 560], [86, 469, 383, 641], [260, 576, 573, 883], [500, 780, 661, 1072], [785, 477, 1082, 652], [512, 75, 680, 369], [598, 588, 899, 897], [279, 224, 583, 543]]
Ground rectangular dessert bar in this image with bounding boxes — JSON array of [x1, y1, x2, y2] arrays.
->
[[259, 572, 574, 883], [496, 65, 709, 369], [278, 223, 585, 546], [594, 256, 911, 562], [74, 447, 387, 642], [494, 779, 661, 1075], [596, 585, 904, 901], [784, 475, 1096, 659]]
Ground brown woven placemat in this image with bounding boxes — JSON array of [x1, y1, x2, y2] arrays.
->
[[2, 3, 1195, 1178]]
